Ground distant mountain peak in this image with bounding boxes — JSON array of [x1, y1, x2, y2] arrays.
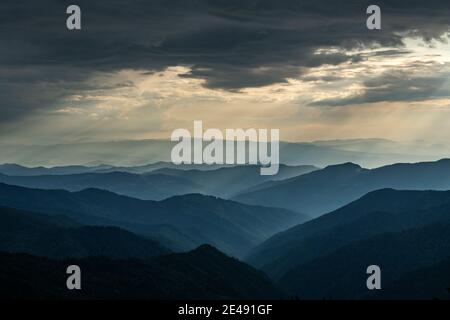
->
[[326, 162, 362, 170], [319, 162, 363, 174], [192, 244, 223, 255]]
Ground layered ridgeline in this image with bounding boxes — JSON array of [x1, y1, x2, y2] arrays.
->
[[246, 189, 450, 299], [0, 138, 443, 168], [0, 164, 317, 200], [234, 159, 450, 217], [0, 245, 284, 300], [0, 183, 308, 257], [0, 205, 284, 299], [144, 165, 317, 198], [0, 206, 169, 259], [0, 171, 203, 201], [0, 162, 232, 176], [280, 222, 450, 299]]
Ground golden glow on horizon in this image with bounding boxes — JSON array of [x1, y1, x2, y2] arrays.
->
[[3, 36, 450, 145]]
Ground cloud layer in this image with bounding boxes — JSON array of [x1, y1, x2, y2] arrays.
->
[[1, 0, 450, 140]]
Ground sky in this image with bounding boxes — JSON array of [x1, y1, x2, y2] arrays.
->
[[1, 0, 450, 145]]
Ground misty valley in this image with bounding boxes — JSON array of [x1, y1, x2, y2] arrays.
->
[[1, 155, 450, 299], [2, 0, 450, 306]]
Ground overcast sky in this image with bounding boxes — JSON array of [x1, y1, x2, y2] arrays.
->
[[1, 0, 450, 144]]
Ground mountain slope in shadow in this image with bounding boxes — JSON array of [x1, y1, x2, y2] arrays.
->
[[0, 245, 284, 300], [247, 189, 450, 279], [0, 206, 170, 259], [0, 183, 308, 257], [278, 222, 450, 299], [368, 257, 450, 300]]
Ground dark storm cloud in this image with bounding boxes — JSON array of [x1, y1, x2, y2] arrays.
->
[[1, 0, 450, 123], [311, 66, 450, 106]]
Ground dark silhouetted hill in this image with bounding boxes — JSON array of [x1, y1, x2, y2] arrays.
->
[[368, 257, 450, 300], [0, 245, 283, 300], [0, 206, 169, 259], [278, 222, 450, 299], [247, 189, 450, 279]]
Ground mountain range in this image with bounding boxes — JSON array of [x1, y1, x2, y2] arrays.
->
[[5, 159, 450, 221], [0, 171, 203, 201], [0, 201, 284, 300], [2, 156, 450, 299], [234, 159, 450, 216], [245, 189, 450, 299], [0, 162, 234, 176], [0, 138, 445, 168], [0, 183, 307, 257], [0, 164, 317, 200], [0, 205, 170, 259]]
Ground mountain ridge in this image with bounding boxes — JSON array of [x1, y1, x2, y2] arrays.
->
[[246, 188, 450, 279], [0, 182, 308, 257], [234, 159, 450, 216], [0, 205, 170, 259]]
